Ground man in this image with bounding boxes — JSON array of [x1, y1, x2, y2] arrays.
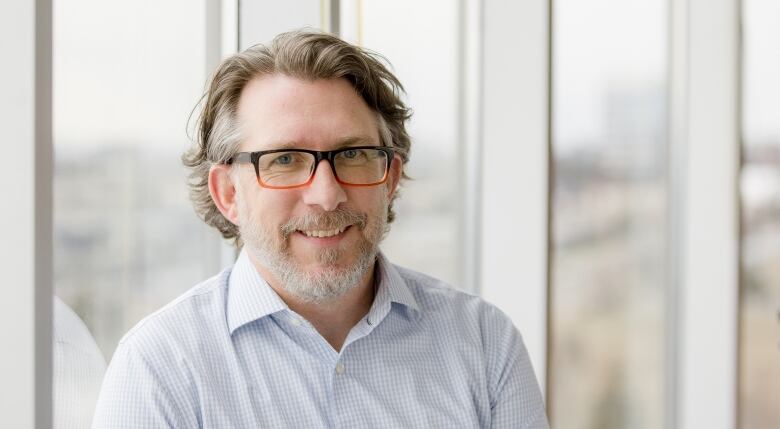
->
[[93, 31, 548, 428]]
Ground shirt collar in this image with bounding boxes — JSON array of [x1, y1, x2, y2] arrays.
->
[[226, 249, 288, 335], [226, 249, 421, 335], [374, 252, 420, 314]]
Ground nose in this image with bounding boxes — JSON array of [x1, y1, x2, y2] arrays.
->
[[301, 160, 347, 211]]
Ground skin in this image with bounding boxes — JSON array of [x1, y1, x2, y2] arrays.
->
[[208, 74, 402, 352]]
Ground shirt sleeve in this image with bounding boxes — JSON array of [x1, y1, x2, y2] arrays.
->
[[92, 340, 198, 428], [484, 305, 550, 429]]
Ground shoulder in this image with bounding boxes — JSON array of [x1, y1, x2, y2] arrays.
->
[[394, 264, 520, 341], [116, 267, 231, 357], [392, 264, 532, 395], [53, 296, 106, 365], [94, 272, 231, 429], [394, 264, 475, 304]]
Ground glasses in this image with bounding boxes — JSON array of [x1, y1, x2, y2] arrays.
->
[[227, 146, 395, 189]]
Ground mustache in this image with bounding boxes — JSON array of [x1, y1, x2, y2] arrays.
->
[[281, 208, 368, 238]]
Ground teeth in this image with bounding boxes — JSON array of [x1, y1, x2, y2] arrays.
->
[[302, 226, 347, 238]]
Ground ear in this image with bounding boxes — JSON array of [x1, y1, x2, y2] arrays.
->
[[385, 156, 403, 199], [208, 164, 240, 225]]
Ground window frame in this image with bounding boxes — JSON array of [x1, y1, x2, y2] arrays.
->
[[479, 0, 551, 397], [1, 0, 53, 426], [669, 0, 741, 427]]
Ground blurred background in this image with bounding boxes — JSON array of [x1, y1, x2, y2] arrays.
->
[[2, 0, 777, 428]]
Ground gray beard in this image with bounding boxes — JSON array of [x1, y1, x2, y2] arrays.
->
[[237, 196, 388, 304]]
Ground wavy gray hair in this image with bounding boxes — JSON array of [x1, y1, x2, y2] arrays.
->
[[183, 30, 412, 246]]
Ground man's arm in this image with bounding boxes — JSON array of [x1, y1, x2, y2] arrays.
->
[[92, 340, 197, 428]]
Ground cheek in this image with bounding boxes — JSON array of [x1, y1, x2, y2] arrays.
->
[[348, 188, 388, 215], [238, 189, 299, 228], [353, 190, 391, 230]]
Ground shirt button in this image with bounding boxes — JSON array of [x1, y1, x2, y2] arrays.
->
[[335, 363, 345, 375], [291, 318, 302, 327]]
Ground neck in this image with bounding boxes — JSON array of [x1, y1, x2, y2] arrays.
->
[[249, 256, 377, 353]]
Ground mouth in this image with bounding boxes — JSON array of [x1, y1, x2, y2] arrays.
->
[[293, 225, 353, 245], [298, 225, 350, 238]]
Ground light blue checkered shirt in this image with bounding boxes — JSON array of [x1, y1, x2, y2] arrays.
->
[[93, 250, 548, 428]]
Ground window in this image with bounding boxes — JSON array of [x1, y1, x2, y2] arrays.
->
[[53, 0, 216, 424], [739, 0, 780, 427], [548, 0, 668, 427]]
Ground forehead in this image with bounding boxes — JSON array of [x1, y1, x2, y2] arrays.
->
[[236, 74, 380, 151]]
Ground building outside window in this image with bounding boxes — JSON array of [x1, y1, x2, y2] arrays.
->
[[548, 1, 668, 427], [739, 0, 780, 427]]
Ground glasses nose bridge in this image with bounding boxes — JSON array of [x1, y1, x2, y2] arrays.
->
[[310, 150, 339, 181]]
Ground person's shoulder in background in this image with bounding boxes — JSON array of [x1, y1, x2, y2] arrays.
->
[[54, 296, 107, 429]]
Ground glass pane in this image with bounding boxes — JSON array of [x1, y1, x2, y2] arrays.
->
[[549, 0, 668, 428], [359, 0, 462, 289], [53, 0, 217, 426], [739, 0, 780, 427]]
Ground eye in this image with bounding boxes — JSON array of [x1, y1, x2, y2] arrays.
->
[[270, 153, 302, 166], [274, 154, 291, 164], [343, 149, 360, 159]]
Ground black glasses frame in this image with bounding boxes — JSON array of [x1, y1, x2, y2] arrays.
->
[[227, 146, 395, 189]]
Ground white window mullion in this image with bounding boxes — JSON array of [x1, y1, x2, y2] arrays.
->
[[671, 0, 740, 428], [480, 0, 550, 397], [0, 0, 53, 427], [458, 0, 483, 296]]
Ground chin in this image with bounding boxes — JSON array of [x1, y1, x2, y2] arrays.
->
[[302, 251, 356, 270]]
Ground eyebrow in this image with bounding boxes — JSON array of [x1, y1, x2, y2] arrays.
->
[[336, 136, 378, 147], [264, 135, 378, 151]]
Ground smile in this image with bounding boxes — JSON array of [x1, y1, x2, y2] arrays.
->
[[298, 225, 349, 238]]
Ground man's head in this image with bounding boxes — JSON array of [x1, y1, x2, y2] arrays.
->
[[183, 31, 412, 303]]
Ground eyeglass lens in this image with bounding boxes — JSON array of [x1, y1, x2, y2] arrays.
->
[[257, 148, 388, 187]]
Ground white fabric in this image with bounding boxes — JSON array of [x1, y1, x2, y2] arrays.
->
[[93, 251, 548, 428], [54, 296, 107, 429]]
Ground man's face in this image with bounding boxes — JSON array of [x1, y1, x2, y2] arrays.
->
[[231, 75, 401, 302]]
